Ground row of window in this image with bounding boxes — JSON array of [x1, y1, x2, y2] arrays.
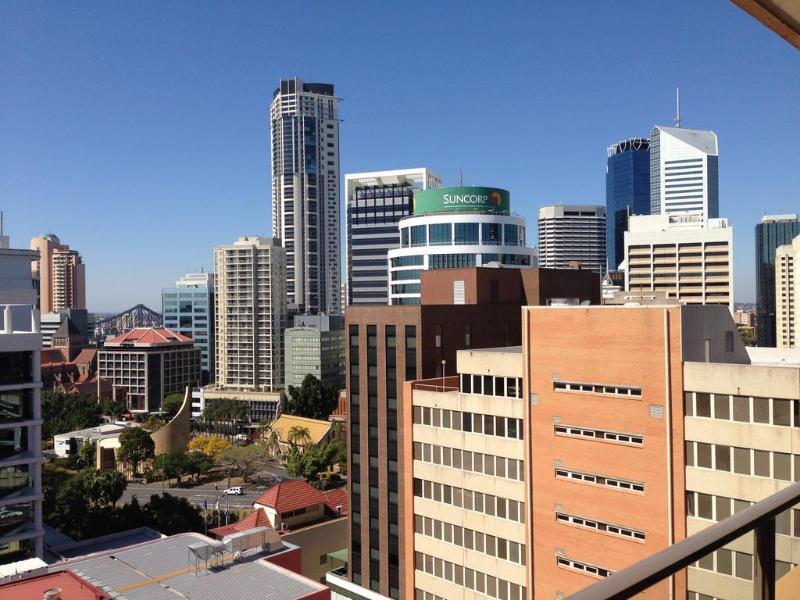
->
[[555, 467, 645, 493], [412, 405, 524, 440], [686, 491, 800, 540], [555, 511, 645, 541], [693, 548, 755, 581], [557, 555, 613, 579], [554, 424, 643, 447], [413, 442, 525, 481], [413, 477, 525, 523], [685, 440, 799, 481], [414, 514, 526, 565], [459, 373, 522, 399], [400, 223, 525, 248], [414, 551, 526, 600], [554, 380, 642, 397], [684, 391, 800, 427]]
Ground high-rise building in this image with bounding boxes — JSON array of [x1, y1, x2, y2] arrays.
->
[[537, 205, 606, 273], [606, 138, 650, 271], [387, 187, 536, 305], [270, 78, 340, 315], [39, 308, 88, 348], [649, 126, 719, 220], [756, 215, 800, 347], [29, 235, 85, 315], [214, 237, 286, 390], [404, 303, 800, 598], [625, 213, 734, 311], [284, 314, 345, 391], [0, 238, 43, 564], [98, 327, 201, 414], [162, 272, 215, 383], [331, 266, 599, 600], [775, 235, 800, 347], [345, 168, 442, 306]]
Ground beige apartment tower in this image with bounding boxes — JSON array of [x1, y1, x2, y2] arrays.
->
[[776, 235, 800, 348], [625, 213, 734, 312], [30, 234, 85, 314], [213, 236, 286, 390]]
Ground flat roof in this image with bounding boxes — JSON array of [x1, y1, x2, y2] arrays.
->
[[0, 570, 108, 600], [467, 346, 522, 354], [746, 347, 800, 368], [49, 532, 326, 600]]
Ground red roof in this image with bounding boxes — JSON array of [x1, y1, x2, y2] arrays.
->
[[0, 570, 110, 599], [105, 327, 193, 347], [40, 348, 68, 366], [322, 488, 348, 516], [209, 507, 272, 538], [254, 479, 325, 514], [72, 347, 97, 365]]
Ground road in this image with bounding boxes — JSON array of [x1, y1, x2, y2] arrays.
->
[[119, 463, 290, 510]]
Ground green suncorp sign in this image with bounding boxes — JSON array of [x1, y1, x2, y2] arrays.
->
[[413, 186, 510, 215]]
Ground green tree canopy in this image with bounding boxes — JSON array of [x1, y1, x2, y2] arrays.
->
[[283, 439, 341, 487], [202, 398, 248, 422], [41, 392, 102, 439], [285, 374, 338, 420], [118, 427, 155, 475], [153, 451, 189, 485], [161, 393, 185, 419], [216, 445, 270, 482], [99, 396, 128, 420]]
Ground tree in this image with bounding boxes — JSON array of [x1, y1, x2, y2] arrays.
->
[[41, 392, 102, 439], [79, 440, 96, 467], [82, 469, 127, 508], [286, 374, 338, 420], [188, 435, 232, 459], [141, 493, 204, 535], [142, 415, 166, 432], [739, 326, 757, 346], [118, 427, 155, 476], [216, 445, 270, 482], [283, 440, 341, 487], [287, 425, 312, 447], [185, 451, 214, 482], [99, 396, 128, 420], [154, 451, 189, 486], [162, 393, 185, 419]]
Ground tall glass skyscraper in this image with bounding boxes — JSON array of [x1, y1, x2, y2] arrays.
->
[[270, 78, 340, 315], [606, 138, 650, 270], [756, 215, 800, 347], [162, 272, 215, 383]]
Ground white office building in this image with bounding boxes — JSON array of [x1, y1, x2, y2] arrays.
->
[[625, 213, 734, 312], [270, 78, 340, 315], [345, 168, 441, 306], [537, 205, 606, 273], [162, 272, 215, 383], [650, 125, 719, 220], [387, 187, 535, 305], [213, 237, 286, 391]]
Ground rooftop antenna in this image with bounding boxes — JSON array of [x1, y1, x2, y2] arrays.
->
[[459, 169, 463, 186], [675, 87, 682, 128], [0, 211, 4, 236]]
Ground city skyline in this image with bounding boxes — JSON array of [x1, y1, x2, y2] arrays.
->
[[3, 2, 800, 311]]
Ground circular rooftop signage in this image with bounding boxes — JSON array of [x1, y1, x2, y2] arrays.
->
[[413, 186, 510, 215]]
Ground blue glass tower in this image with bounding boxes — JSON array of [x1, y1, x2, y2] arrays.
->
[[605, 138, 651, 270]]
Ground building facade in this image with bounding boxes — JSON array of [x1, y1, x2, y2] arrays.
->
[[338, 267, 599, 600], [756, 215, 800, 347], [387, 187, 535, 305], [775, 235, 800, 347], [625, 213, 734, 311], [537, 205, 606, 274], [98, 327, 201, 414], [649, 126, 719, 220], [606, 138, 650, 271], [270, 78, 340, 315], [346, 168, 441, 306], [284, 314, 344, 392], [214, 237, 287, 391], [30, 235, 86, 315], [162, 272, 215, 383]]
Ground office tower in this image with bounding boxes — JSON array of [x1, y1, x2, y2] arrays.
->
[[98, 328, 201, 414], [387, 187, 535, 305], [0, 239, 43, 563], [332, 267, 599, 600], [537, 205, 606, 273], [29, 234, 85, 314], [625, 214, 734, 311], [39, 308, 88, 348], [270, 78, 340, 315], [775, 235, 800, 347], [406, 303, 800, 598], [606, 138, 650, 271], [346, 168, 442, 306], [214, 237, 286, 390], [649, 126, 719, 220], [162, 272, 215, 383], [756, 215, 800, 347], [284, 314, 345, 391]]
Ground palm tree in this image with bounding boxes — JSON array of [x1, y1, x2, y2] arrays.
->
[[287, 425, 312, 448]]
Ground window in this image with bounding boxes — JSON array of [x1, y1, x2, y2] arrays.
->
[[733, 447, 751, 475], [554, 380, 642, 397], [428, 223, 451, 245], [454, 223, 478, 245]]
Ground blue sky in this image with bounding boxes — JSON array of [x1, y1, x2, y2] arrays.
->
[[2, 1, 798, 311]]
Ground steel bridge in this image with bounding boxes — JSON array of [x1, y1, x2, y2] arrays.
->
[[93, 304, 162, 339]]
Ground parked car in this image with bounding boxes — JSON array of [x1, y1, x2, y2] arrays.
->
[[223, 486, 242, 495]]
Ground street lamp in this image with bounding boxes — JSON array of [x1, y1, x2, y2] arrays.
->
[[441, 360, 447, 391]]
